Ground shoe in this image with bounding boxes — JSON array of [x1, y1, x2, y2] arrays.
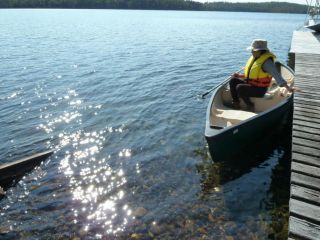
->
[[224, 101, 240, 110]]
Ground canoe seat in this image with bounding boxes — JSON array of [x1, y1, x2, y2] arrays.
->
[[215, 109, 257, 125]]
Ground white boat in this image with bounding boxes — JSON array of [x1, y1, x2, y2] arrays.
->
[[305, 0, 320, 32]]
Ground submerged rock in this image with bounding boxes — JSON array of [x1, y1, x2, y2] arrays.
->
[[226, 236, 234, 240], [208, 213, 215, 222], [197, 227, 207, 234], [0, 186, 4, 196], [131, 233, 143, 239], [133, 207, 148, 217], [0, 226, 11, 234], [184, 219, 195, 230], [224, 221, 237, 235], [149, 223, 163, 235]]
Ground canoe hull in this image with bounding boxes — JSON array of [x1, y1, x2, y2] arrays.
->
[[0, 150, 53, 189], [305, 23, 320, 32], [205, 96, 293, 161], [305, 19, 320, 32]]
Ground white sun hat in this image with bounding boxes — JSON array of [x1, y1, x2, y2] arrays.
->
[[247, 39, 269, 51]]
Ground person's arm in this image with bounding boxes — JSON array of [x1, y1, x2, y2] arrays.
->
[[232, 67, 245, 79], [262, 59, 295, 92], [233, 73, 245, 78]]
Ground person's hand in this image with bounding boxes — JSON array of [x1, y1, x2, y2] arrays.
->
[[232, 73, 243, 78], [283, 83, 298, 93], [287, 86, 300, 93]]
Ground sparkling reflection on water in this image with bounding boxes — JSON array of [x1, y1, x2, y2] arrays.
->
[[58, 128, 133, 236], [0, 9, 301, 239], [46, 90, 136, 236]]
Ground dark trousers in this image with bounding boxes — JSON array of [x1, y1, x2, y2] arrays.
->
[[229, 78, 268, 106]]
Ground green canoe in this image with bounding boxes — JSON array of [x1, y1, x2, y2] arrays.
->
[[205, 62, 295, 161]]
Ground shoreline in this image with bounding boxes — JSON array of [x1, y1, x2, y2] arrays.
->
[[0, 8, 306, 15]]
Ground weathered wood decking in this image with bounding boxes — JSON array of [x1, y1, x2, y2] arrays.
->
[[288, 31, 320, 240]]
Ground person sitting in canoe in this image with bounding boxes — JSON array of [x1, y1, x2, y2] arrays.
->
[[228, 39, 295, 111]]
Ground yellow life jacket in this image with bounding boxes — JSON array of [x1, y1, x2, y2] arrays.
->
[[244, 52, 276, 87]]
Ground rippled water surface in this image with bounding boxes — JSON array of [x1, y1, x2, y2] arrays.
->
[[0, 9, 304, 239]]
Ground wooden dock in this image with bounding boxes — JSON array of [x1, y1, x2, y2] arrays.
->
[[288, 31, 320, 240]]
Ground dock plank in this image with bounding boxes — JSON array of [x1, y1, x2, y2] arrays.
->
[[289, 216, 320, 240], [293, 131, 320, 142], [294, 74, 320, 80], [292, 145, 320, 158], [291, 162, 320, 179], [295, 89, 320, 95], [293, 124, 320, 135], [293, 119, 320, 129], [295, 83, 320, 87], [292, 137, 320, 150], [294, 72, 320, 78], [292, 152, 320, 167], [293, 74, 320, 79], [291, 172, 320, 191], [294, 103, 320, 112], [294, 78, 320, 83], [295, 86, 320, 91], [294, 83, 320, 90], [294, 106, 320, 114], [294, 96, 320, 105], [291, 184, 320, 206], [293, 112, 320, 121], [294, 98, 320, 107], [295, 82, 320, 88], [293, 110, 320, 120], [295, 93, 320, 100], [290, 198, 320, 223]]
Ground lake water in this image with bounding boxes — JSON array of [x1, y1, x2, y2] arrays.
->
[[0, 9, 304, 239]]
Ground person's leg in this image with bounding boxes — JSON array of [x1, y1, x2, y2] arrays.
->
[[229, 78, 246, 103], [236, 84, 267, 106]]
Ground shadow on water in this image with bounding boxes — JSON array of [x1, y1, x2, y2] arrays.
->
[[266, 108, 292, 240], [196, 106, 293, 239]]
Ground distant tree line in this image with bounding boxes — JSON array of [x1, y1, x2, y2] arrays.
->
[[203, 2, 307, 14], [0, 0, 202, 10], [0, 0, 307, 14]]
